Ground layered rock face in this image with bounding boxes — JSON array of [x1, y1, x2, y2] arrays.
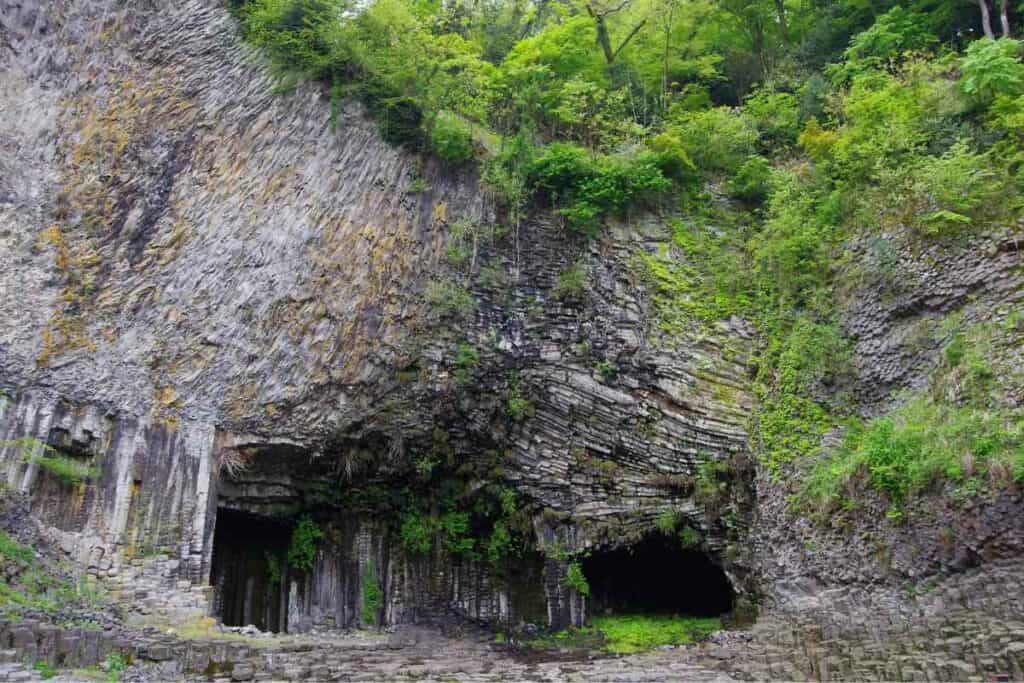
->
[[0, 0, 754, 632], [3, 0, 1022, 652]]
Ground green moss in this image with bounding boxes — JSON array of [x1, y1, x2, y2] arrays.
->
[[361, 565, 382, 626], [287, 516, 323, 573], [590, 614, 720, 654], [562, 560, 589, 596]]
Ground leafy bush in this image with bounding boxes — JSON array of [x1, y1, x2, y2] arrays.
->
[[960, 38, 1024, 107], [528, 145, 673, 235], [744, 91, 800, 146], [670, 107, 758, 174], [426, 279, 477, 319], [287, 516, 323, 573], [799, 397, 1024, 515], [728, 156, 772, 203], [5, 438, 97, 486], [562, 560, 589, 596], [829, 7, 938, 82], [553, 261, 589, 301], [430, 112, 474, 163], [400, 514, 434, 554]]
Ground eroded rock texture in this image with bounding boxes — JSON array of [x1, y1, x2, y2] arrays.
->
[[0, 0, 754, 632]]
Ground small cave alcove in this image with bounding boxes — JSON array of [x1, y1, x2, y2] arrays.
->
[[210, 508, 293, 632], [582, 535, 734, 617]]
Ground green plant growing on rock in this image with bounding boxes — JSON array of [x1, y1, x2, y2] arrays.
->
[[287, 516, 323, 574], [361, 565, 382, 627], [426, 279, 477, 319], [4, 437, 97, 485], [562, 560, 590, 596], [591, 614, 720, 654], [265, 551, 283, 586], [453, 343, 479, 383], [34, 662, 56, 680], [430, 112, 475, 164], [595, 360, 617, 381], [554, 261, 589, 301], [105, 652, 127, 682]]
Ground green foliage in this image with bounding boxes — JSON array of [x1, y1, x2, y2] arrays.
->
[[399, 513, 434, 554], [670, 108, 758, 174], [960, 39, 1024, 107], [34, 661, 56, 680], [528, 145, 673, 235], [562, 560, 589, 596], [678, 525, 702, 549], [728, 156, 772, 203], [589, 615, 720, 654], [595, 360, 617, 381], [105, 653, 128, 683], [829, 7, 938, 82], [287, 516, 323, 573], [361, 565, 382, 626], [453, 343, 479, 383], [4, 437, 97, 485], [507, 382, 534, 422], [799, 397, 1024, 516], [744, 91, 800, 146], [0, 530, 34, 567], [553, 260, 589, 301], [426, 279, 477, 319], [430, 111, 475, 163]]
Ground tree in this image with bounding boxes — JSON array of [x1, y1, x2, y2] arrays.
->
[[583, 0, 649, 65]]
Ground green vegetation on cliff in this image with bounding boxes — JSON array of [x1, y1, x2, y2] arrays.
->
[[232, 0, 1024, 520]]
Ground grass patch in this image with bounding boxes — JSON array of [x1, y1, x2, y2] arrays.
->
[[797, 397, 1024, 518], [523, 614, 721, 654], [590, 614, 721, 654]]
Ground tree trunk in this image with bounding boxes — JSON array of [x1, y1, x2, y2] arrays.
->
[[593, 14, 616, 64], [979, 0, 996, 39], [774, 0, 789, 42], [999, 0, 1011, 37]]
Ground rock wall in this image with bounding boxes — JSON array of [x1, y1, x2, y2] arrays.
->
[[0, 0, 757, 632]]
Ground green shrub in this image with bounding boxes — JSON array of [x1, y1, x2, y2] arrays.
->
[[728, 156, 773, 203], [744, 92, 800, 146], [430, 112, 474, 163], [507, 394, 534, 421], [829, 7, 938, 83], [554, 261, 589, 301], [400, 514, 434, 555], [426, 279, 477, 319], [670, 107, 758, 174], [960, 38, 1024, 107], [453, 343, 479, 383], [562, 560, 589, 596], [361, 565, 382, 626], [34, 662, 56, 680], [105, 653, 128, 683], [287, 516, 323, 573], [799, 396, 1024, 515]]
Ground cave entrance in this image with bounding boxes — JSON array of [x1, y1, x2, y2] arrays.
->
[[582, 535, 734, 617], [210, 508, 292, 632]]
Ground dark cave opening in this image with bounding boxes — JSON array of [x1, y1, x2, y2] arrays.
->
[[582, 535, 734, 617], [210, 507, 293, 632]]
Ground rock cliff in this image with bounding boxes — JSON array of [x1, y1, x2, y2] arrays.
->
[[0, 0, 1022, 654]]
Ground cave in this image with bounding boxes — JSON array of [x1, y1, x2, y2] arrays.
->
[[210, 508, 293, 632], [582, 536, 734, 617]]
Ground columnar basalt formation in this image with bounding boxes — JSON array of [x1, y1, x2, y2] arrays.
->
[[2, 1, 1023, 675], [0, 0, 752, 634]]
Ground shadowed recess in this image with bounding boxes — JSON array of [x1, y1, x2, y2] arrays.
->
[[583, 536, 734, 617]]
